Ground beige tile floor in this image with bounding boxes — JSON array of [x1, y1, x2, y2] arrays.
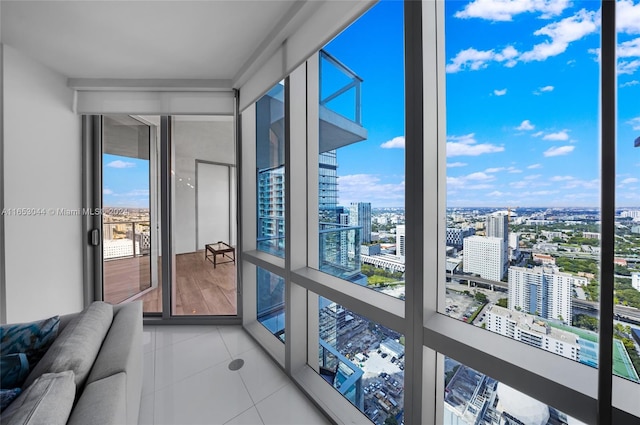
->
[[138, 325, 331, 425]]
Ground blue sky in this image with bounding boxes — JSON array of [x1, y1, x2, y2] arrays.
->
[[325, 0, 640, 208], [103, 154, 149, 208]]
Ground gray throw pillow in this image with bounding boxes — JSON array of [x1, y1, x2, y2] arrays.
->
[[0, 371, 75, 425], [22, 302, 113, 390]]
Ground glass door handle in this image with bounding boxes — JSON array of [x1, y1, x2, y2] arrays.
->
[[90, 228, 101, 246]]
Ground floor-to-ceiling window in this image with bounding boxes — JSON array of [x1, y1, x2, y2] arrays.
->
[[239, 1, 640, 423]]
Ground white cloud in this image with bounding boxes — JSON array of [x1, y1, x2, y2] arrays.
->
[[488, 191, 506, 197], [619, 60, 640, 75], [562, 178, 599, 190], [337, 174, 405, 206], [544, 145, 575, 157], [485, 167, 505, 173], [446, 46, 519, 73], [527, 163, 542, 169], [446, 134, 505, 156], [628, 117, 640, 130], [454, 0, 570, 21], [618, 37, 640, 58], [106, 160, 135, 168], [617, 0, 640, 34], [508, 167, 523, 173], [524, 174, 542, 180], [103, 188, 114, 195], [380, 136, 405, 149], [494, 88, 507, 96], [520, 9, 600, 62], [621, 80, 640, 87], [550, 175, 574, 181], [543, 130, 570, 141], [447, 162, 468, 168], [532, 131, 544, 137], [517, 120, 535, 131], [540, 85, 555, 92], [447, 172, 496, 190], [621, 177, 639, 184]]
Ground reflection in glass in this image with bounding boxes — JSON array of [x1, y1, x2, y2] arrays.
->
[[256, 83, 286, 258], [257, 267, 285, 342]]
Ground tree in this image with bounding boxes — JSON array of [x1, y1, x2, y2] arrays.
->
[[496, 298, 508, 308], [474, 292, 488, 303], [385, 416, 398, 425]]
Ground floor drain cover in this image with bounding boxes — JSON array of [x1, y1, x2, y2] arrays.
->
[[228, 359, 244, 371]]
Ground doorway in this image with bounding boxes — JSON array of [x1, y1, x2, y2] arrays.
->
[[91, 115, 238, 318]]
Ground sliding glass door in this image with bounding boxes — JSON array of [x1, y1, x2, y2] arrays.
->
[[88, 114, 238, 320], [101, 115, 159, 309]]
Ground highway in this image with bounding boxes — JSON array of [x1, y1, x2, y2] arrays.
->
[[450, 273, 640, 324]]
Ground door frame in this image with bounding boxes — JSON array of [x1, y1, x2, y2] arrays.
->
[[82, 114, 242, 324]]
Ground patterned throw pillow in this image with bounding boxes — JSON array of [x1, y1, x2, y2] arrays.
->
[[0, 388, 21, 412], [0, 353, 29, 389], [0, 316, 60, 367]]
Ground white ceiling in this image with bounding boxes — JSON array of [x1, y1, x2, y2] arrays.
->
[[0, 0, 302, 81]]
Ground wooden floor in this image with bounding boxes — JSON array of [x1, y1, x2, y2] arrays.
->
[[103, 251, 237, 316]]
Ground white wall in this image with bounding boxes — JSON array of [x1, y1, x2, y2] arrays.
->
[[173, 116, 235, 254], [3, 45, 83, 322]]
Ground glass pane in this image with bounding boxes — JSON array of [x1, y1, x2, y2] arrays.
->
[[171, 116, 237, 316], [257, 267, 285, 342], [102, 116, 155, 309], [318, 296, 404, 423], [317, 0, 405, 298], [256, 83, 286, 258], [443, 0, 603, 367], [444, 356, 584, 424], [615, 0, 640, 384]]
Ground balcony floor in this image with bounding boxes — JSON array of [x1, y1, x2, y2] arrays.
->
[[104, 251, 236, 316]]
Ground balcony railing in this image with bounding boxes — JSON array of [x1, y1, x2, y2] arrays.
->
[[103, 221, 151, 260], [319, 222, 362, 280], [319, 338, 364, 409], [257, 216, 285, 258], [320, 49, 363, 125]]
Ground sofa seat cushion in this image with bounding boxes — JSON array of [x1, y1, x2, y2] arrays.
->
[[0, 370, 75, 425], [0, 316, 60, 367], [22, 302, 113, 391], [67, 372, 127, 425]]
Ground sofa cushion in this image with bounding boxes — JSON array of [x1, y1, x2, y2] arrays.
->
[[0, 388, 21, 412], [0, 371, 75, 425], [22, 302, 113, 390], [1, 353, 30, 389], [0, 316, 60, 367], [67, 373, 127, 425]]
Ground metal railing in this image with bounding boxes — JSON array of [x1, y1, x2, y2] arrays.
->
[[103, 221, 151, 260], [320, 49, 363, 125]]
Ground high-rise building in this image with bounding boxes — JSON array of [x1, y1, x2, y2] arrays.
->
[[463, 236, 505, 281], [508, 232, 520, 261], [257, 166, 285, 253], [445, 227, 475, 249], [319, 150, 339, 223], [508, 266, 584, 325], [349, 202, 371, 244], [486, 212, 509, 273], [485, 305, 579, 360], [632, 272, 640, 291], [395, 225, 406, 260]]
